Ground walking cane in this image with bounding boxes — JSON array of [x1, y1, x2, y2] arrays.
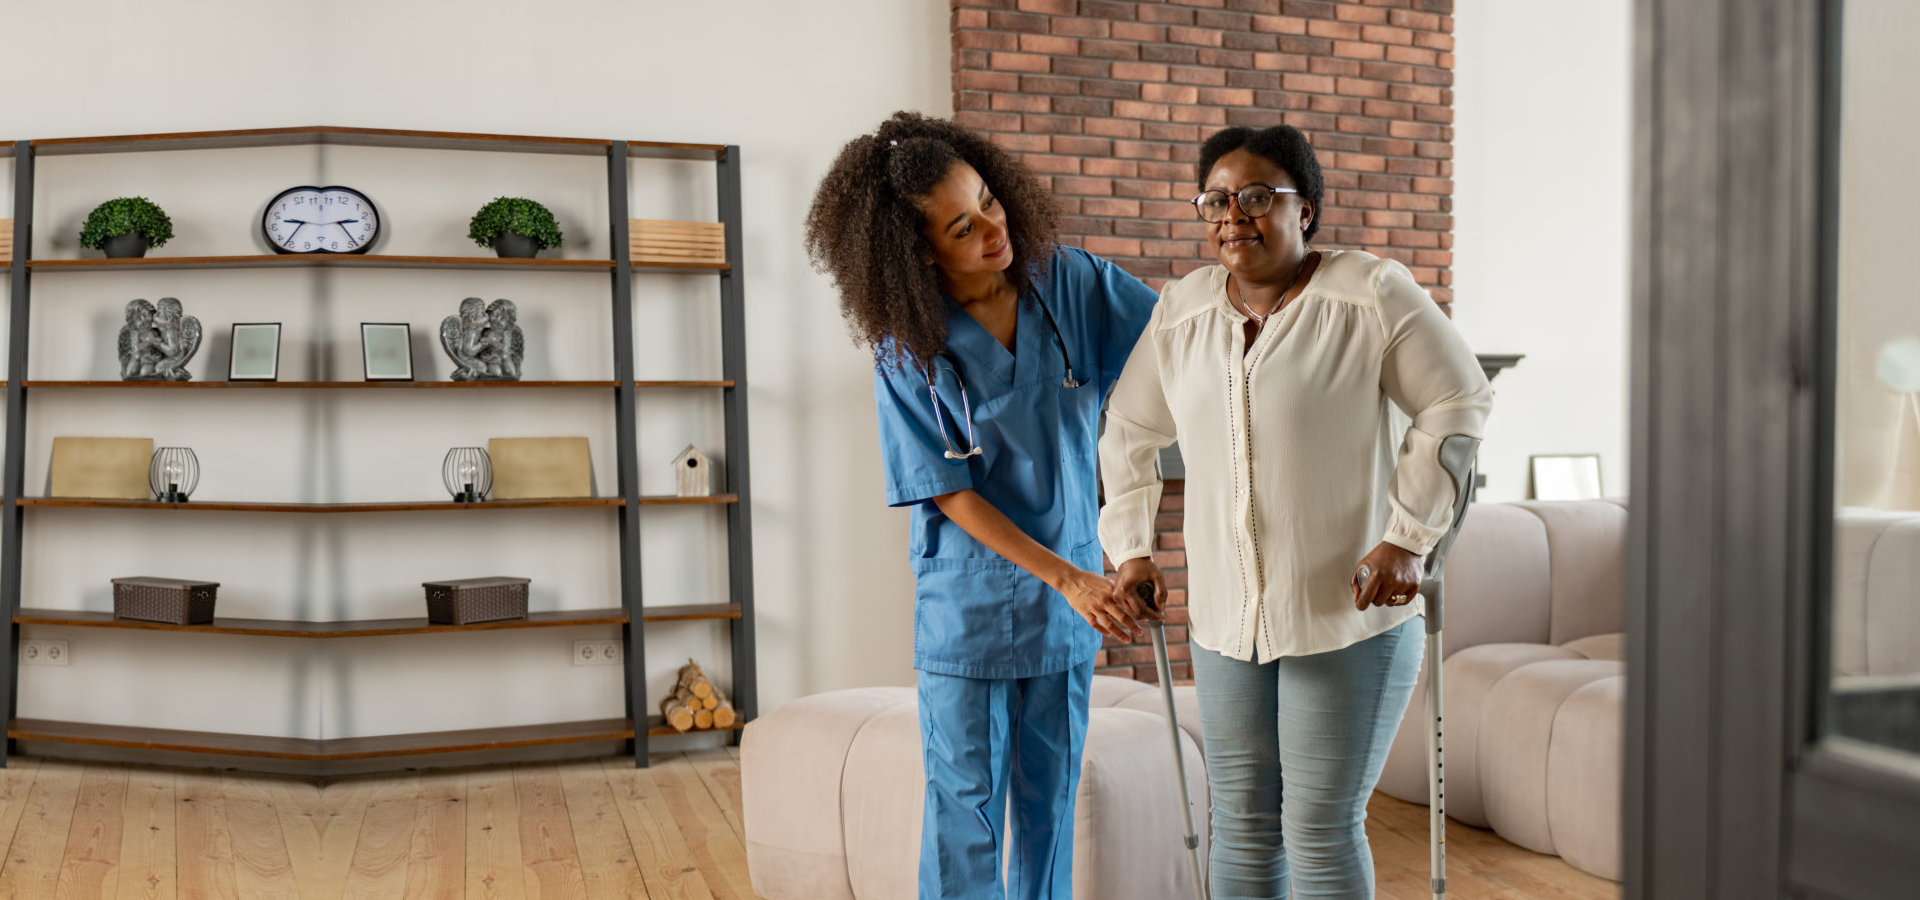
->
[[1140, 580, 1208, 900], [1414, 434, 1482, 900]]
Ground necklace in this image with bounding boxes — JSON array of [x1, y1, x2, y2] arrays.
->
[[1231, 251, 1313, 324]]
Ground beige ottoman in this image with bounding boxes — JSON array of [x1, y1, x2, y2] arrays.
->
[[744, 676, 1207, 900]]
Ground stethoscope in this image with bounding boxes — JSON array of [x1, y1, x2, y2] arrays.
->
[[925, 297, 1085, 460]]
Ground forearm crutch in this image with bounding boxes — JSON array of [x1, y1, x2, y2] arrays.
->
[[1140, 580, 1208, 900], [1418, 434, 1483, 900]]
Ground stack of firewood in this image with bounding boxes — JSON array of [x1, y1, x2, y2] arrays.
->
[[658, 659, 737, 733]]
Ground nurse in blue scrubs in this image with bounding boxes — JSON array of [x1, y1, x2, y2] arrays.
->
[[805, 111, 1159, 899]]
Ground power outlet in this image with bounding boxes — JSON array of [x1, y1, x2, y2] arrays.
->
[[21, 639, 69, 666], [571, 639, 622, 667]]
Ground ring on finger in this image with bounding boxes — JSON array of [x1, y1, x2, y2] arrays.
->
[[1390, 593, 1409, 603]]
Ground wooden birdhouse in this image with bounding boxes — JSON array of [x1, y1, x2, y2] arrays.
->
[[673, 445, 712, 497]]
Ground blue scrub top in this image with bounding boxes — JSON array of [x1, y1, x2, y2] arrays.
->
[[874, 246, 1157, 679]]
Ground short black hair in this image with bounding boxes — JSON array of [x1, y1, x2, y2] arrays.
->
[[1197, 126, 1326, 243]]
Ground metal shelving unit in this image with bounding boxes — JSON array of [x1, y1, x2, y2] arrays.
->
[[0, 126, 756, 773]]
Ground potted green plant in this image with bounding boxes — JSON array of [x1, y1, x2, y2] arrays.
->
[[468, 197, 564, 259], [79, 197, 174, 259]]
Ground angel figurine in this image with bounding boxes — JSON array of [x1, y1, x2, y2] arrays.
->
[[117, 299, 160, 380], [440, 296, 490, 381], [479, 299, 525, 381], [149, 298, 202, 381]]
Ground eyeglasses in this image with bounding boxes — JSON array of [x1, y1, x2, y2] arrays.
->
[[1191, 183, 1299, 223]]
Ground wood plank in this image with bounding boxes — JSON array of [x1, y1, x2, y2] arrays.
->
[[10, 719, 633, 763], [686, 750, 746, 844], [112, 767, 176, 900], [30, 126, 616, 156], [597, 756, 714, 900], [15, 607, 631, 638], [513, 766, 590, 900], [23, 381, 620, 390], [636, 494, 738, 506], [10, 720, 321, 760], [553, 761, 649, 900], [644, 716, 746, 738], [340, 775, 421, 900], [640, 604, 741, 623], [322, 720, 634, 761], [27, 254, 615, 271], [0, 759, 46, 892], [219, 775, 300, 900], [0, 762, 83, 898], [400, 771, 465, 900], [52, 765, 128, 900], [633, 381, 733, 389], [267, 777, 372, 900], [172, 770, 239, 900], [464, 768, 529, 900], [19, 497, 626, 513], [645, 754, 754, 900], [630, 260, 730, 273]]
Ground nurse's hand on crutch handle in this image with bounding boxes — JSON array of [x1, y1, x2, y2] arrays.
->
[[1058, 565, 1144, 642], [1112, 557, 1167, 618]]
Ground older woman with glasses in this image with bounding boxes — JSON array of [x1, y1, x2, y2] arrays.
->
[[1098, 125, 1492, 898]]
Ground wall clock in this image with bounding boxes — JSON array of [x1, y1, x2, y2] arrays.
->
[[262, 185, 380, 254]]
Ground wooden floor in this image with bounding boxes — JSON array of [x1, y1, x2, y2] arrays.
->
[[0, 750, 1618, 899]]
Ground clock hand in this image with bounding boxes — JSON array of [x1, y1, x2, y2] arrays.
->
[[334, 221, 361, 248], [281, 221, 307, 248]]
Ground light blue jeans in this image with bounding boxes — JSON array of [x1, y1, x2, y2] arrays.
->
[[1190, 617, 1423, 899]]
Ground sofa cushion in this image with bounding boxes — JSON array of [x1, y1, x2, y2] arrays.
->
[[1865, 518, 1920, 676], [1515, 501, 1628, 646], [1546, 674, 1625, 881], [1478, 659, 1623, 855], [1562, 633, 1625, 662], [1833, 508, 1910, 677], [1441, 504, 1555, 652]]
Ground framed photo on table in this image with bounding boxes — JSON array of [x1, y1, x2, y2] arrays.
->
[[227, 323, 282, 382], [1529, 453, 1604, 501], [361, 323, 414, 382]]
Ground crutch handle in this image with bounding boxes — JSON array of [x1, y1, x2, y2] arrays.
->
[[1136, 580, 1158, 612]]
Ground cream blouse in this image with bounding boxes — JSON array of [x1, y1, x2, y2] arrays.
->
[[1098, 250, 1492, 662]]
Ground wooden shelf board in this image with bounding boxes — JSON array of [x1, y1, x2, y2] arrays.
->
[[631, 259, 730, 273], [18, 497, 624, 513], [27, 254, 614, 272], [14, 607, 629, 637], [637, 494, 738, 506], [633, 380, 734, 388], [23, 380, 619, 390], [8, 717, 635, 761], [640, 603, 741, 623], [644, 715, 748, 738], [626, 142, 730, 161], [31, 126, 616, 157]]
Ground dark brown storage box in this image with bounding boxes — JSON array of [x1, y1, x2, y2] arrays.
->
[[423, 576, 530, 624], [111, 577, 219, 625]]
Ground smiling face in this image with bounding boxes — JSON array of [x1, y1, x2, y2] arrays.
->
[[1203, 148, 1316, 283], [918, 160, 1013, 282]]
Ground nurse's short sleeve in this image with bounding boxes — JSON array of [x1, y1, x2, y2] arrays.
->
[[1080, 250, 1158, 392], [874, 361, 974, 508]]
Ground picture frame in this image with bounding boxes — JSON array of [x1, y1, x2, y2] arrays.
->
[[1529, 453, 1604, 501], [360, 323, 414, 382], [227, 322, 282, 382]]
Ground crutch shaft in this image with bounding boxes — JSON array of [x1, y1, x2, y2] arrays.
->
[[1149, 621, 1207, 900]]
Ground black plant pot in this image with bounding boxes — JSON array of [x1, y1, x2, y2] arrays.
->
[[492, 233, 540, 259], [101, 233, 150, 259]]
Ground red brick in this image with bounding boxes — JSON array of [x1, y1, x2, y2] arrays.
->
[[1225, 31, 1280, 52], [1309, 94, 1364, 115], [954, 8, 989, 29], [1021, 74, 1080, 95], [1142, 240, 1202, 260], [1390, 9, 1443, 30], [1115, 218, 1171, 239], [1414, 213, 1452, 230], [1309, 56, 1364, 77], [1143, 44, 1201, 64], [1389, 83, 1444, 104], [1306, 19, 1361, 39], [1144, 122, 1203, 142], [1225, 0, 1282, 11], [1364, 137, 1417, 156], [1171, 221, 1209, 240], [956, 110, 1023, 131], [1280, 73, 1335, 93], [1139, 4, 1198, 25], [1113, 100, 1172, 120], [1083, 79, 1143, 100], [957, 70, 1020, 92], [992, 93, 1052, 113], [1111, 61, 1170, 81], [1386, 157, 1440, 176], [1412, 65, 1452, 87], [1142, 197, 1193, 217], [1085, 198, 1143, 217], [1280, 35, 1334, 56], [1196, 48, 1255, 68], [1052, 96, 1112, 117], [1171, 105, 1228, 125], [1017, 0, 1077, 12], [1082, 38, 1142, 59], [1172, 64, 1232, 85], [1387, 44, 1440, 66], [1416, 105, 1453, 124], [1338, 227, 1390, 245], [1157, 530, 1186, 550], [1337, 77, 1389, 98], [1416, 140, 1451, 159], [1412, 176, 1451, 194], [1388, 193, 1443, 211], [1083, 236, 1142, 257], [1051, 17, 1111, 38], [1113, 140, 1171, 160], [1198, 87, 1255, 106], [1339, 152, 1388, 173], [1024, 154, 1081, 175], [1253, 14, 1309, 33], [958, 48, 990, 69], [990, 52, 1052, 73], [1283, 0, 1337, 18], [1362, 24, 1414, 45], [1363, 99, 1415, 119], [956, 91, 991, 111], [1022, 114, 1084, 134], [1341, 190, 1391, 210], [1392, 230, 1441, 249], [1115, 178, 1175, 198], [1054, 57, 1112, 77], [1083, 157, 1140, 177], [1052, 134, 1112, 155], [1142, 83, 1201, 104], [1360, 173, 1412, 192], [1170, 25, 1225, 46], [1197, 9, 1253, 29], [1361, 61, 1416, 82], [1336, 4, 1389, 23], [1086, 118, 1146, 139], [1112, 22, 1168, 42], [1171, 142, 1203, 163], [1388, 120, 1443, 140], [1283, 111, 1338, 131], [1019, 33, 1081, 54], [1229, 70, 1285, 90], [1364, 210, 1414, 228], [1055, 175, 1114, 195], [1414, 249, 1452, 267], [958, 30, 1019, 51], [1333, 40, 1385, 60], [988, 10, 1049, 32], [1227, 107, 1288, 128], [991, 132, 1051, 153], [1080, 0, 1137, 18]]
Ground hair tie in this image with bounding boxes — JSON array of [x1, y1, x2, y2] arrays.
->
[[888, 139, 898, 148]]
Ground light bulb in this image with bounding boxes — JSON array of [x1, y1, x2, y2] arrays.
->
[[459, 461, 477, 481], [165, 461, 182, 481]]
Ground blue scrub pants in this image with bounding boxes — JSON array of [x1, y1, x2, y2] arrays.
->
[[1190, 617, 1423, 899], [917, 661, 1093, 900]]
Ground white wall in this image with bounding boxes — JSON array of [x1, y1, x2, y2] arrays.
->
[[1449, 0, 1633, 502], [0, 0, 951, 740]]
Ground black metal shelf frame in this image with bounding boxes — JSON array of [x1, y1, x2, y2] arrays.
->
[[0, 130, 756, 770]]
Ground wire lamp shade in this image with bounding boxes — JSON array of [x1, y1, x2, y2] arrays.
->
[[149, 447, 199, 502], [443, 447, 492, 502]]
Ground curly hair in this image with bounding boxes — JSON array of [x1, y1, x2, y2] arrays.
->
[[1198, 125, 1327, 243], [805, 111, 1060, 369]]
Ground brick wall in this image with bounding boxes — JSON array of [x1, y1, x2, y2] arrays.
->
[[950, 0, 1455, 309], [953, 0, 1457, 682]]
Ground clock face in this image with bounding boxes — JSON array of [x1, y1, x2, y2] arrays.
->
[[263, 186, 380, 254]]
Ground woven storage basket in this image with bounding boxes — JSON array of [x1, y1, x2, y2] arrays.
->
[[423, 576, 530, 624], [111, 577, 219, 625]]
